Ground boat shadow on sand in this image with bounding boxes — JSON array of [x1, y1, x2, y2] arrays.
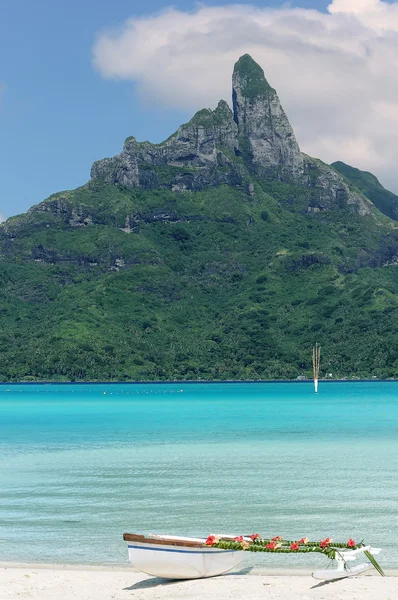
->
[[123, 577, 180, 591], [123, 568, 254, 590]]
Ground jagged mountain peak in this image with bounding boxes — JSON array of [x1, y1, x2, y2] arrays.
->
[[89, 56, 377, 219], [233, 54, 274, 98], [232, 54, 303, 180]]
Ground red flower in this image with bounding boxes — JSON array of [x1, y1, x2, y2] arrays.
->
[[320, 537, 332, 549], [205, 535, 216, 546], [290, 542, 299, 551], [234, 536, 244, 542], [347, 538, 356, 548], [299, 537, 309, 545], [272, 536, 283, 541], [250, 533, 260, 541], [266, 541, 276, 550]]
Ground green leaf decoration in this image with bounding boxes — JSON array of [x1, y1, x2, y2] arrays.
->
[[364, 550, 385, 577], [206, 536, 385, 576]]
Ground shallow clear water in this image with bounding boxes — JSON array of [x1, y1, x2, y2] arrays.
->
[[0, 381, 397, 569]]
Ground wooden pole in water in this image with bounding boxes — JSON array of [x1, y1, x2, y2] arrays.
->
[[312, 343, 321, 393]]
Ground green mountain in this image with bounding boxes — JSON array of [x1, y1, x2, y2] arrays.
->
[[1, 55, 398, 382], [332, 161, 398, 221]]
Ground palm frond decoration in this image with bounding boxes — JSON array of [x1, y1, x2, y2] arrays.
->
[[364, 550, 385, 577], [205, 534, 385, 576]]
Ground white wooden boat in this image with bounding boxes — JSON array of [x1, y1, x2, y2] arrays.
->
[[124, 533, 383, 581], [123, 533, 246, 579], [312, 545, 383, 580]]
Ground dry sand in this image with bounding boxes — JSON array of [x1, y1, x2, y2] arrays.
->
[[0, 565, 397, 600]]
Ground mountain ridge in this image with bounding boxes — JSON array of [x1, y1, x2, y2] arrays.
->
[[91, 55, 374, 219]]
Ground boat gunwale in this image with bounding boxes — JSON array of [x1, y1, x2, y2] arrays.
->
[[123, 533, 206, 548]]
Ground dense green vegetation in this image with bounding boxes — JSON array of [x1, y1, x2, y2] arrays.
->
[[1, 175, 398, 382], [332, 161, 398, 221]]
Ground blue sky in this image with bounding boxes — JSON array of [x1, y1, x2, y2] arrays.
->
[[1, 0, 395, 219], [0, 0, 331, 218]]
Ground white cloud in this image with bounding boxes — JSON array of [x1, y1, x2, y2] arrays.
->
[[93, 0, 398, 192], [0, 212, 6, 224]]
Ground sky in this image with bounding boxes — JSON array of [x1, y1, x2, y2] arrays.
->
[[1, 0, 398, 222]]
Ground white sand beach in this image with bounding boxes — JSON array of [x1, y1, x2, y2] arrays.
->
[[0, 566, 397, 600]]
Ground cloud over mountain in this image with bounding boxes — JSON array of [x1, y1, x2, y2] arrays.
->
[[93, 0, 398, 192]]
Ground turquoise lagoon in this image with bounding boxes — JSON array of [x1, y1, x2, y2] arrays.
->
[[0, 381, 397, 569]]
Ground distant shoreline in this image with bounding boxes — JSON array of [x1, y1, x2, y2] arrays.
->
[[0, 379, 397, 385]]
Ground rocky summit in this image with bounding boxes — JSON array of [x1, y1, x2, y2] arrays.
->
[[1, 55, 398, 382], [232, 54, 304, 181], [91, 54, 370, 216]]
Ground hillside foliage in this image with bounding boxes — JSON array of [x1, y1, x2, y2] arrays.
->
[[1, 177, 398, 382]]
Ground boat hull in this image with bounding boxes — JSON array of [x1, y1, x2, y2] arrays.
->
[[127, 541, 245, 579]]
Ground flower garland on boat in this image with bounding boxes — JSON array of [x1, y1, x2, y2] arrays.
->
[[204, 534, 384, 575]]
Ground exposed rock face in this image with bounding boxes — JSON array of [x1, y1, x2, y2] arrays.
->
[[91, 100, 244, 192], [232, 54, 304, 181], [304, 156, 372, 216], [332, 161, 398, 221], [90, 54, 376, 217], [28, 197, 95, 226]]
